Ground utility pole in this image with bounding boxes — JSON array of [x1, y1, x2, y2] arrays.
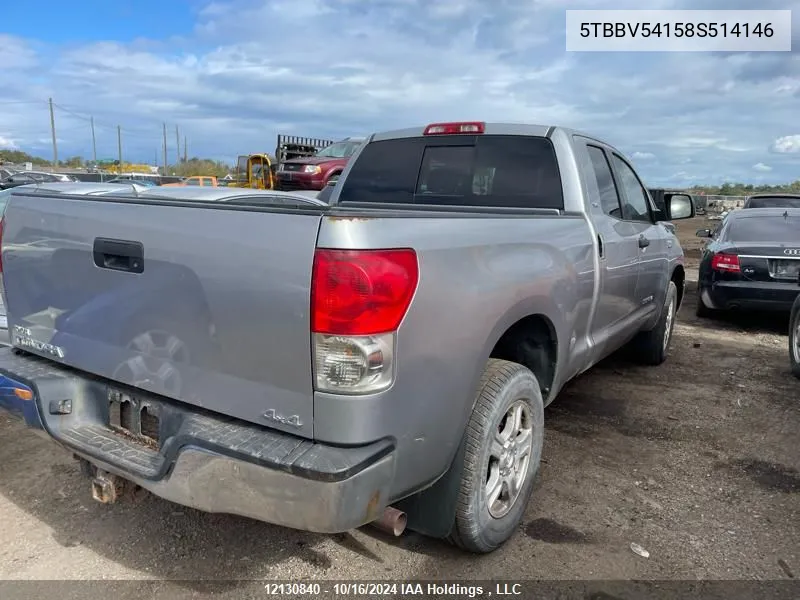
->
[[48, 97, 58, 168], [90, 116, 97, 164], [183, 136, 187, 162], [162, 122, 168, 174], [175, 125, 180, 164], [117, 126, 123, 173]]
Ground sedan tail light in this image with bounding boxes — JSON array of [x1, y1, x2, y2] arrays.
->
[[711, 253, 741, 272]]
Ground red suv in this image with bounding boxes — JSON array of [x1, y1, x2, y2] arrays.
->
[[276, 137, 364, 191]]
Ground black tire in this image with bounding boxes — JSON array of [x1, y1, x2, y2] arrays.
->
[[695, 285, 715, 318], [447, 359, 544, 554], [790, 299, 800, 379], [632, 280, 678, 366], [327, 173, 340, 186]]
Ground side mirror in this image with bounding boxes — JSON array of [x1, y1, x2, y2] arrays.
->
[[695, 228, 712, 238], [665, 193, 695, 220]]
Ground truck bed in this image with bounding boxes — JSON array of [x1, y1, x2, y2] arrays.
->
[[1, 191, 326, 438]]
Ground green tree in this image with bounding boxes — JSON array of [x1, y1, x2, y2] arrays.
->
[[62, 156, 84, 168], [0, 149, 50, 166], [168, 157, 231, 178]]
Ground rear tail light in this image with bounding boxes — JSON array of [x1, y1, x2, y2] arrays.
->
[[311, 248, 418, 394], [711, 253, 740, 272], [423, 122, 485, 135]]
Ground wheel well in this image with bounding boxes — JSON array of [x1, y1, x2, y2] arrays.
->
[[489, 315, 557, 401], [671, 265, 685, 308]]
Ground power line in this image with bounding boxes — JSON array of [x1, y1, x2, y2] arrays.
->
[[52, 102, 173, 137]]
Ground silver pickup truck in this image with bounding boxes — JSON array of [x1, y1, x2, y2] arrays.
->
[[0, 122, 694, 553]]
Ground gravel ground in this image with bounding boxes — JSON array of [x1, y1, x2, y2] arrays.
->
[[0, 216, 797, 596]]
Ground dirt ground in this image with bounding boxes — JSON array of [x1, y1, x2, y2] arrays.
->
[[0, 216, 797, 593]]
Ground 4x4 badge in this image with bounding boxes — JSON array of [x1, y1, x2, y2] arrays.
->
[[262, 409, 302, 428]]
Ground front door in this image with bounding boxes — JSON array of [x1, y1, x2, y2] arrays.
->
[[608, 153, 669, 317], [582, 142, 642, 360]]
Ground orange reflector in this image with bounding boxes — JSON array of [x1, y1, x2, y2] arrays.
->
[[13, 388, 33, 401]]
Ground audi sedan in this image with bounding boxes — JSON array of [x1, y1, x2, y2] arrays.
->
[[695, 207, 800, 317]]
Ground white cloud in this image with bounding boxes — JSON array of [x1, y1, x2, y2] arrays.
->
[[770, 135, 800, 153], [752, 163, 772, 172], [0, 35, 38, 69], [0, 136, 18, 149], [0, 0, 798, 188]]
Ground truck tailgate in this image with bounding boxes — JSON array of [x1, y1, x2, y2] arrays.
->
[[1, 193, 323, 438]]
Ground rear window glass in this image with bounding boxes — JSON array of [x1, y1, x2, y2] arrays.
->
[[745, 196, 800, 209], [338, 135, 563, 209], [726, 215, 800, 243]]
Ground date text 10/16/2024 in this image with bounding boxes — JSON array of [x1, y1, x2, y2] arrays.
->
[[262, 582, 524, 597]]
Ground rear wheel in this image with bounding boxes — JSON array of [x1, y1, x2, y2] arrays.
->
[[790, 298, 800, 379], [632, 281, 678, 366], [447, 359, 544, 554]]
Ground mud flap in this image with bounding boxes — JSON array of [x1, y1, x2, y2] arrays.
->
[[394, 432, 468, 539]]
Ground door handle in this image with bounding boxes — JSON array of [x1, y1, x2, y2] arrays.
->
[[638, 235, 650, 249], [93, 238, 144, 273]]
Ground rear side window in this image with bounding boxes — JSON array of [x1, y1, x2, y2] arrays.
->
[[338, 135, 563, 209], [586, 145, 622, 219]]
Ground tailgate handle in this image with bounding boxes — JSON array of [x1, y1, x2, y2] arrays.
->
[[93, 238, 144, 274]]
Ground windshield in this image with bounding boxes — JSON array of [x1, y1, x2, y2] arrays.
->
[[726, 215, 800, 243], [745, 196, 800, 209], [315, 141, 362, 159], [235, 156, 249, 182]]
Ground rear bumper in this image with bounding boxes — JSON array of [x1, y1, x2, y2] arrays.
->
[[701, 280, 800, 311], [0, 347, 396, 533]]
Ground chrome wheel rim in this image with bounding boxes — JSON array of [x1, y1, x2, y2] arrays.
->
[[792, 315, 800, 365], [485, 400, 533, 519], [663, 296, 675, 352]]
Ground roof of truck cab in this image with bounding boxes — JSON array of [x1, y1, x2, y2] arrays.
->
[[370, 123, 554, 141], [368, 123, 615, 148]]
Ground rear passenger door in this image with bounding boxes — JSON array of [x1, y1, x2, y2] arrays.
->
[[582, 143, 641, 353], [608, 153, 668, 316]]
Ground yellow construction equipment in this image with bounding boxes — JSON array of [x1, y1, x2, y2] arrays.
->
[[228, 154, 275, 189]]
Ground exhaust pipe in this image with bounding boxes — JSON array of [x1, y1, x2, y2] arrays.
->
[[369, 506, 407, 537]]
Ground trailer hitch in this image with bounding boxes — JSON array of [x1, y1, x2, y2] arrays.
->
[[91, 469, 129, 504]]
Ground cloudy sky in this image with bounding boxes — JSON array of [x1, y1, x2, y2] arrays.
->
[[1, 0, 798, 186]]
